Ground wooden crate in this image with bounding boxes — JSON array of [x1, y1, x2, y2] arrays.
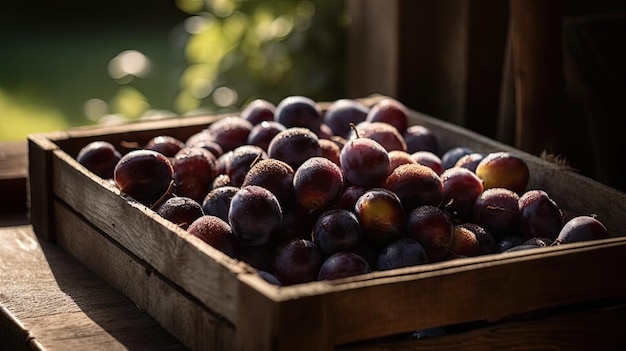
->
[[28, 95, 626, 350]]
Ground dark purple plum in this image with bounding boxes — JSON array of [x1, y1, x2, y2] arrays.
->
[[441, 146, 473, 170], [240, 98, 276, 125], [311, 209, 361, 257], [365, 97, 409, 134], [173, 147, 217, 203], [267, 127, 322, 170], [406, 205, 454, 262], [323, 98, 369, 139], [336, 185, 369, 212], [145, 135, 186, 158], [354, 188, 405, 248], [187, 215, 237, 258], [473, 188, 521, 238], [257, 270, 282, 286], [207, 116, 253, 153], [318, 251, 372, 281], [410, 151, 443, 175], [293, 156, 343, 212], [518, 189, 564, 240], [376, 237, 429, 271], [403, 125, 440, 155], [247, 121, 286, 151], [454, 153, 485, 173], [384, 163, 444, 212], [340, 136, 390, 188], [352, 121, 407, 152], [274, 95, 323, 134], [495, 234, 526, 253], [155, 196, 204, 230], [76, 141, 122, 179], [271, 238, 323, 286], [242, 158, 295, 207], [229, 185, 282, 246], [553, 215, 608, 245], [318, 138, 341, 166], [201, 185, 239, 223], [114, 149, 174, 206], [224, 145, 267, 187], [441, 167, 484, 220]]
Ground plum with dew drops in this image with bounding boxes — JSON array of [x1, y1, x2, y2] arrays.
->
[[473, 188, 521, 239], [384, 163, 444, 213], [340, 134, 390, 188], [240, 98, 276, 125], [274, 95, 323, 134], [311, 209, 361, 257], [242, 158, 295, 207], [518, 189, 564, 241], [475, 151, 530, 195], [228, 185, 282, 246], [201, 186, 239, 223], [187, 215, 238, 258], [271, 238, 323, 286], [293, 156, 343, 212], [354, 188, 405, 248], [406, 205, 454, 262], [155, 196, 203, 230], [267, 127, 322, 170]]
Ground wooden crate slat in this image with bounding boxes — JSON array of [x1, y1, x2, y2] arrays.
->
[[50, 148, 246, 325], [53, 201, 236, 350], [237, 238, 626, 349], [336, 302, 626, 350]]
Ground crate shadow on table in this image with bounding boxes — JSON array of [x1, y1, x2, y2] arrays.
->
[[35, 231, 189, 350]]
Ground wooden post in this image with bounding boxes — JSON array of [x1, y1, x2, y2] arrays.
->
[[509, 0, 566, 156]]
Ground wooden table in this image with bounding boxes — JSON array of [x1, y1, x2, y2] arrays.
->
[[0, 141, 187, 350]]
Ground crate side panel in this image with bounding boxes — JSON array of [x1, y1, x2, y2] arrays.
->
[[54, 201, 236, 351], [27, 134, 62, 241], [268, 240, 626, 348], [50, 149, 244, 324], [337, 302, 626, 350]]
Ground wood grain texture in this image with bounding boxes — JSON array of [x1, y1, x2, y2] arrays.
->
[[0, 225, 186, 350], [50, 149, 247, 326], [0, 141, 28, 214], [53, 202, 236, 350], [337, 303, 626, 350], [238, 238, 626, 349]]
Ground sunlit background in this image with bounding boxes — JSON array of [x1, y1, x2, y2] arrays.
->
[[0, 0, 348, 141]]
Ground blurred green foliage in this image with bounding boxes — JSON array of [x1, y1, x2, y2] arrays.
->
[[174, 0, 348, 113], [0, 0, 348, 141]]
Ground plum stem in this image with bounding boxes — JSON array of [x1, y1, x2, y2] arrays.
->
[[349, 123, 360, 139], [150, 180, 175, 210]]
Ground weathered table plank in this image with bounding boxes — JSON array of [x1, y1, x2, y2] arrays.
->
[[0, 225, 187, 350]]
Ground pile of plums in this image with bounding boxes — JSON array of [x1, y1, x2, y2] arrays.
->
[[76, 95, 610, 286]]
